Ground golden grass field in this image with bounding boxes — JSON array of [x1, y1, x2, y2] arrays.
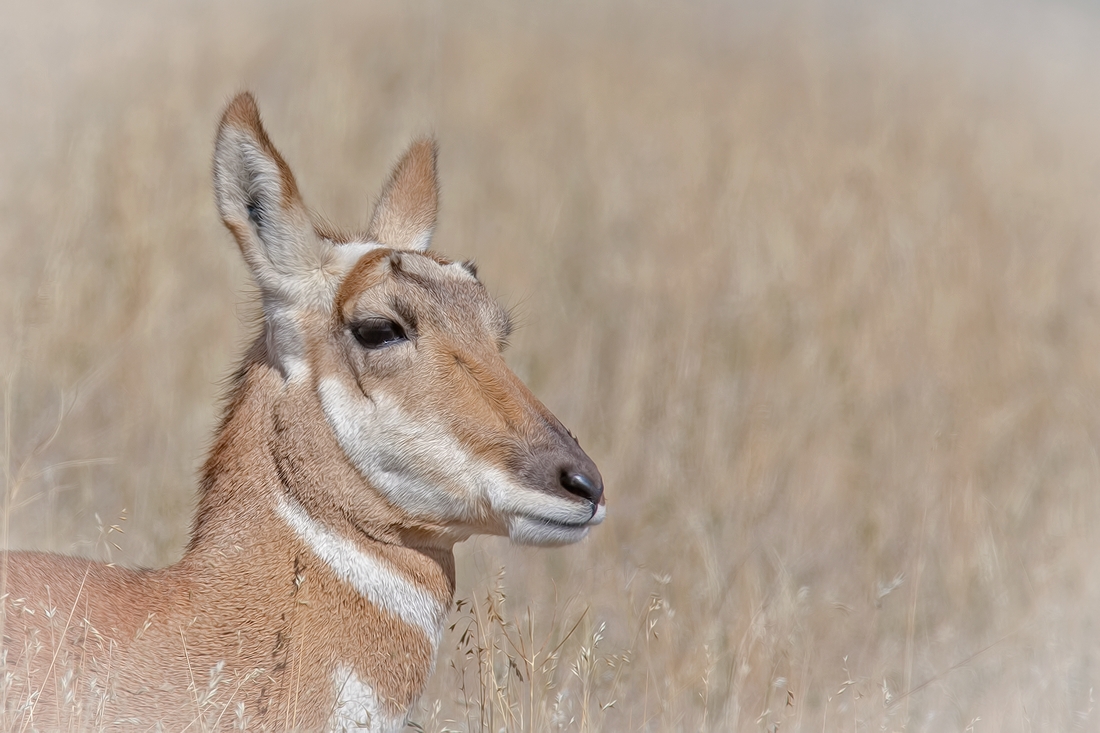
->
[[3, 0, 1100, 729]]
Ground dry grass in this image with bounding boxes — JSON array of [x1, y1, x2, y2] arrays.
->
[[3, 0, 1100, 729]]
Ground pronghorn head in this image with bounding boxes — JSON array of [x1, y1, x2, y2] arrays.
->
[[212, 93, 604, 547]]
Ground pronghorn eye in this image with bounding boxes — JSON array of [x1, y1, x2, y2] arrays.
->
[[351, 319, 407, 349]]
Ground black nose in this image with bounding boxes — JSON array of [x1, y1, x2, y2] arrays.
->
[[560, 470, 603, 506]]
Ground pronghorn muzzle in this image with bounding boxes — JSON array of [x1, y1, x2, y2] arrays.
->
[[502, 415, 606, 546], [524, 426, 604, 512]]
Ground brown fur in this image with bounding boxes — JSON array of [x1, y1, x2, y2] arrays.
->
[[3, 353, 450, 729], [0, 93, 602, 731]]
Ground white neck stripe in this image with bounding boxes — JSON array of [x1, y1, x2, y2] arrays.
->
[[275, 495, 446, 644]]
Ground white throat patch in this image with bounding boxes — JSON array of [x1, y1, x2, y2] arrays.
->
[[275, 495, 447, 645]]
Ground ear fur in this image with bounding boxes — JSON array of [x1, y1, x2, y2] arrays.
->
[[213, 93, 328, 301], [367, 138, 439, 251]]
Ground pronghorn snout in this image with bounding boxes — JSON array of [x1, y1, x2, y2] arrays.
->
[[503, 424, 605, 546], [510, 398, 603, 510]]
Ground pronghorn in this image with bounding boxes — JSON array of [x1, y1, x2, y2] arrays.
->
[[0, 93, 605, 731]]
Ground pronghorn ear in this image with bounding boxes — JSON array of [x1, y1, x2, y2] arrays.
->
[[367, 138, 438, 252], [213, 93, 323, 299]]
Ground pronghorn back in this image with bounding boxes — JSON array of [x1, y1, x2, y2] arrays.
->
[[0, 93, 604, 731]]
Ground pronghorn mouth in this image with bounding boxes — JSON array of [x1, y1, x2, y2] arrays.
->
[[530, 516, 590, 530], [508, 502, 606, 547], [523, 496, 606, 529]]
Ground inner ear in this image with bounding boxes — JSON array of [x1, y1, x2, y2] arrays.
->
[[367, 138, 439, 252], [247, 200, 264, 227], [213, 93, 322, 300]]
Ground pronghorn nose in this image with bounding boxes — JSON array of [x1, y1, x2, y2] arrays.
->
[[560, 470, 603, 506]]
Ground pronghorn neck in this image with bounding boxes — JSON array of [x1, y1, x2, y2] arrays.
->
[[193, 338, 456, 576], [185, 343, 454, 724]]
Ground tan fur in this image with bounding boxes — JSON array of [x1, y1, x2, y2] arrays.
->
[[1, 94, 603, 731], [367, 139, 438, 251]]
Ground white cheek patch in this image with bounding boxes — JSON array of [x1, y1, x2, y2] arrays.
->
[[275, 495, 447, 645], [318, 377, 476, 522], [317, 376, 598, 533], [329, 664, 408, 733]]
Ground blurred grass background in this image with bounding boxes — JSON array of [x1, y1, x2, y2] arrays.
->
[[3, 0, 1100, 730]]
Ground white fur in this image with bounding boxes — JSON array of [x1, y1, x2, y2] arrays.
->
[[214, 132, 318, 300], [443, 260, 479, 282], [275, 495, 447, 644], [331, 241, 382, 270], [508, 501, 607, 546], [407, 229, 433, 252], [318, 377, 474, 524], [317, 376, 602, 545], [329, 664, 407, 733]]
